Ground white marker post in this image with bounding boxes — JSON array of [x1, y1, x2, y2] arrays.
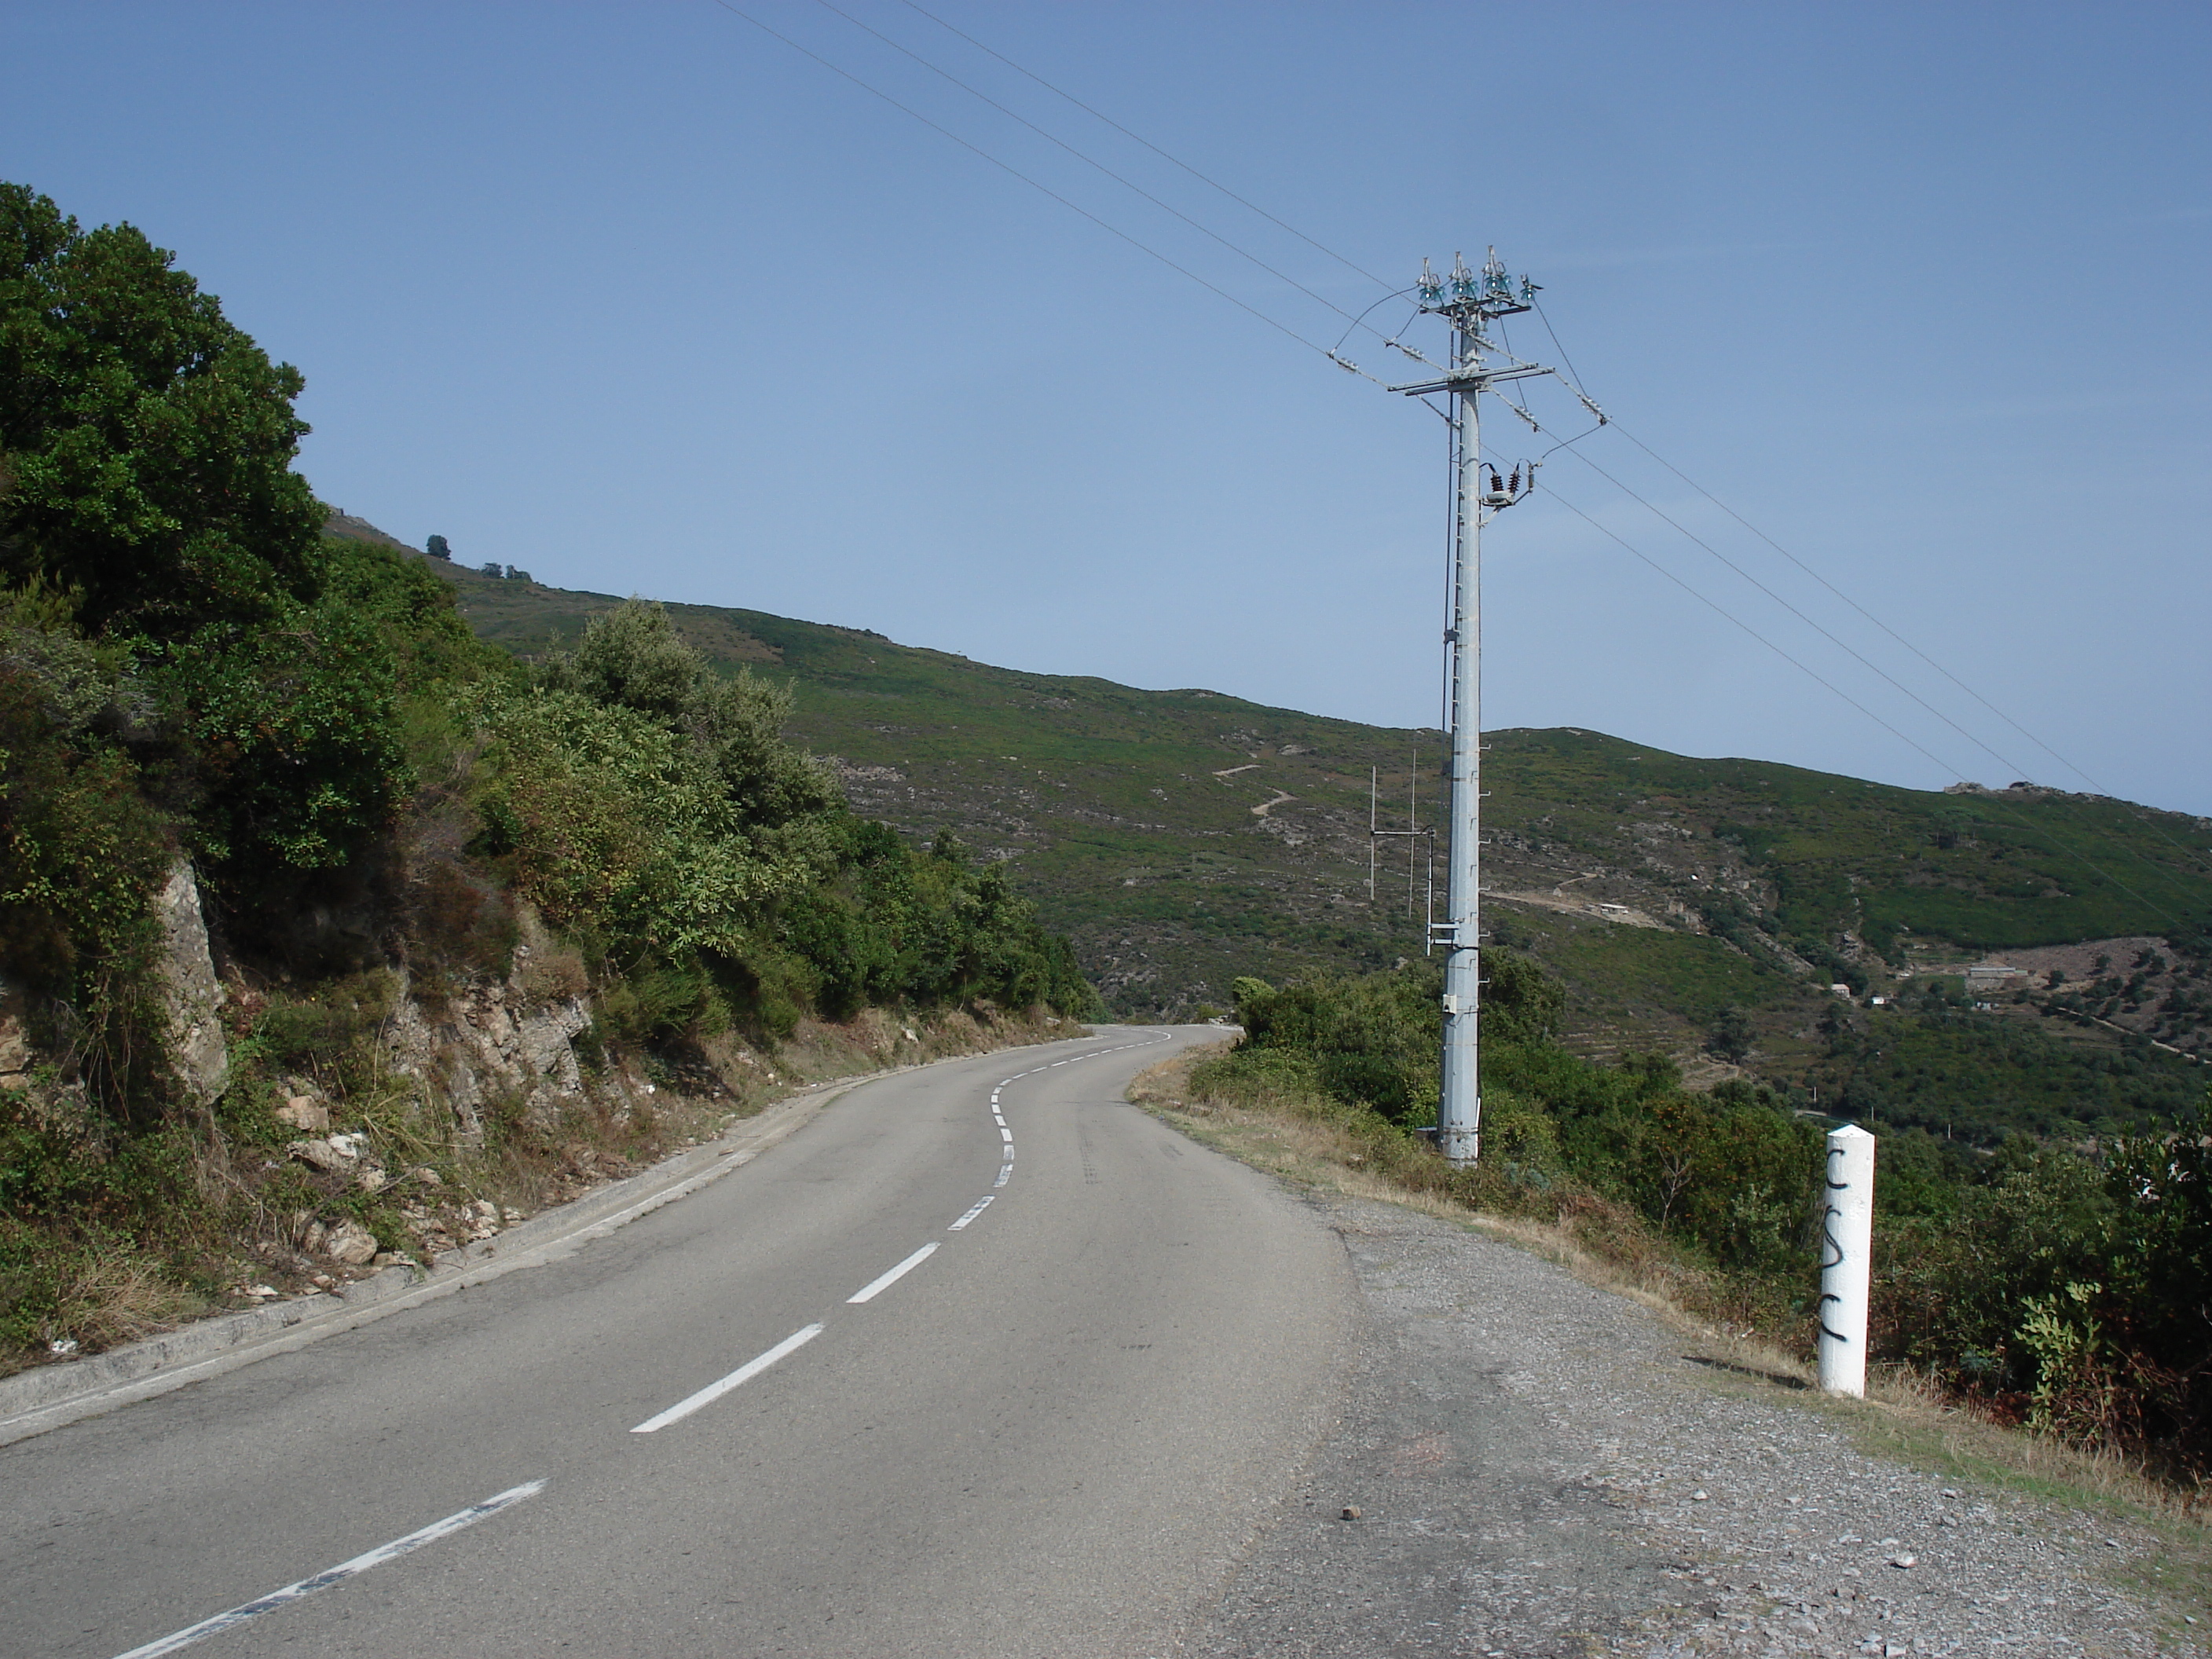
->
[[1817, 1125, 1877, 1397]]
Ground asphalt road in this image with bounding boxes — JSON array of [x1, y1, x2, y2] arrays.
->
[[2, 1026, 1353, 1659]]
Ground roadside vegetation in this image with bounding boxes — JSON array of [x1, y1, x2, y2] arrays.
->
[[1145, 957, 2212, 1490], [0, 181, 1098, 1374], [438, 523, 2212, 1148]]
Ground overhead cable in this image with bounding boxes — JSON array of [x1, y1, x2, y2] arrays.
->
[[1534, 302, 2211, 883], [1558, 445, 2049, 789], [1544, 485, 2190, 932], [716, 0, 2206, 903], [890, 0, 1399, 293], [808, 0, 1397, 351], [1599, 416, 2212, 873], [705, 0, 1386, 384]]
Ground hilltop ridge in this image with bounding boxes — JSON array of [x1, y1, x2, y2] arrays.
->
[[336, 516, 2212, 1141]]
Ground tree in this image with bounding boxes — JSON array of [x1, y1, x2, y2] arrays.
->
[[0, 182, 425, 877], [540, 599, 837, 829], [426, 534, 451, 561], [0, 182, 324, 638], [1708, 1003, 1755, 1063]]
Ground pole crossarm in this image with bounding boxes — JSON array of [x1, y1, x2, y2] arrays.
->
[[1386, 363, 1554, 397]]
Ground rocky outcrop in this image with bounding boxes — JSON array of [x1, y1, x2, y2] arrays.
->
[[0, 985, 31, 1090], [153, 859, 228, 1104], [383, 972, 602, 1145]]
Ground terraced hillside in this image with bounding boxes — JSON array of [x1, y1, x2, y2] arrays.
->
[[336, 518, 2212, 1138]]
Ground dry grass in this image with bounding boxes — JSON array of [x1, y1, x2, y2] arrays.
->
[[35, 1244, 211, 1358], [1129, 1044, 2212, 1599], [2, 998, 1086, 1379], [1129, 1046, 1758, 1337], [775, 1002, 1073, 1089]]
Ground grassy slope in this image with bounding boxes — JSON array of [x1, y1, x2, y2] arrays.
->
[[368, 537, 2212, 1137]]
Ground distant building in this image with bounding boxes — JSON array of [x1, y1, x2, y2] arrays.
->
[[1829, 983, 1853, 998], [1965, 961, 2026, 994]]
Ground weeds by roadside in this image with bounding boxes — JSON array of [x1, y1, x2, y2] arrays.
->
[[1, 998, 1075, 1378], [1130, 1041, 2212, 1616], [1130, 1040, 1809, 1349]]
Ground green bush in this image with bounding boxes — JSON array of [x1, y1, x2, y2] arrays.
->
[[538, 599, 837, 829], [1215, 949, 2212, 1478], [1230, 961, 1439, 1126], [462, 608, 1100, 1035]]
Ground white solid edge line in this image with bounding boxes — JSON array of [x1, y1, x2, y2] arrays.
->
[[108, 1479, 547, 1659], [846, 1242, 939, 1304], [630, 1324, 824, 1434], [949, 1196, 994, 1230]]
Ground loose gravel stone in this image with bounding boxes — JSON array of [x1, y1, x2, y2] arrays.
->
[[1181, 1196, 2195, 1659]]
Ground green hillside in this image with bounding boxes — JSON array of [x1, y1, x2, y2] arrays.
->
[[365, 530, 2212, 1137]]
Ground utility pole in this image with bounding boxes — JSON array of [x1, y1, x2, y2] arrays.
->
[[1391, 250, 1554, 1166]]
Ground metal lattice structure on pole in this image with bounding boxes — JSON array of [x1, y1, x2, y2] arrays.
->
[[1390, 251, 1555, 1166], [1368, 761, 1434, 926]]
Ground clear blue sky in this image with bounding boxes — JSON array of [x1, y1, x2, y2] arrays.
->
[[6, 2, 2208, 814]]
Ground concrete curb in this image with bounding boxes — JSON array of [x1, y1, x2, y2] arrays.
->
[[0, 1029, 1093, 1448]]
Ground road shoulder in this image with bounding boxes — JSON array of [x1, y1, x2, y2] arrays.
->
[[1139, 1104, 2201, 1657]]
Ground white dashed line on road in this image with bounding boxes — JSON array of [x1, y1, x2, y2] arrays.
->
[[630, 1324, 824, 1434], [846, 1242, 939, 1304], [949, 1196, 994, 1230], [108, 1480, 547, 1658]]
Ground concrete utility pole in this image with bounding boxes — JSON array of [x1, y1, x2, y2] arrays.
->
[[1393, 251, 1555, 1166]]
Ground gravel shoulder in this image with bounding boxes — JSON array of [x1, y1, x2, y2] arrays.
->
[[1170, 1188, 2204, 1659]]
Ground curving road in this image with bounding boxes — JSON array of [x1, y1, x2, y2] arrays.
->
[[2, 1027, 1354, 1658]]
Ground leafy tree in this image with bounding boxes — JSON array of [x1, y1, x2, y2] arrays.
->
[[1606, 1085, 1819, 1273], [0, 183, 324, 637], [493, 602, 1098, 1031], [425, 534, 450, 561], [463, 679, 822, 956], [0, 182, 442, 881], [1229, 949, 1561, 1127], [1483, 947, 1565, 1044], [541, 599, 837, 828], [1707, 1002, 1754, 1062]]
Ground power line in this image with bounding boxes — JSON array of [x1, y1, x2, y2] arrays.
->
[[890, 0, 1399, 294], [1544, 483, 2192, 934], [1558, 444, 2049, 786], [1569, 437, 2210, 906], [807, 0, 1393, 349], [1602, 415, 2088, 788], [1493, 326, 2212, 901], [705, 0, 1383, 384], [1595, 416, 2212, 884], [1529, 298, 2210, 884], [714, 0, 2207, 914], [1547, 486, 1961, 780]]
